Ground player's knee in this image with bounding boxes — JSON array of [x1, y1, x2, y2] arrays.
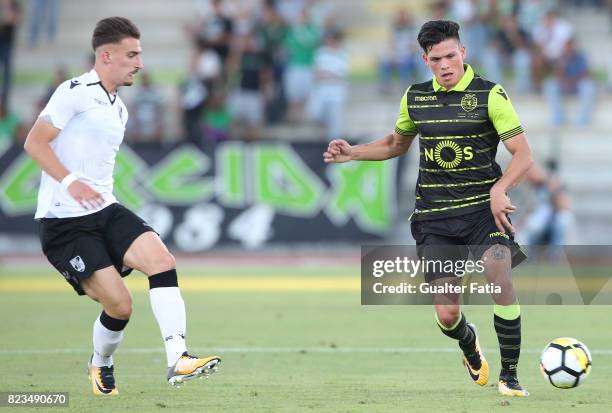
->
[[149, 252, 176, 274], [437, 307, 460, 328], [115, 302, 133, 320], [108, 298, 133, 320]]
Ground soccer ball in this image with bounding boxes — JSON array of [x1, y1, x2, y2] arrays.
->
[[540, 337, 592, 389]]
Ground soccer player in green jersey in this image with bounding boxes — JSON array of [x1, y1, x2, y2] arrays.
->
[[324, 20, 533, 396]]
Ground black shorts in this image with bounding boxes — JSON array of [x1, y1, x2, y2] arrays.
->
[[38, 203, 155, 296], [410, 208, 526, 282]]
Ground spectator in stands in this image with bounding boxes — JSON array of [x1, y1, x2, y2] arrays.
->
[[496, 13, 533, 92], [477, 0, 516, 85], [203, 89, 232, 142], [179, 59, 209, 145], [127, 72, 165, 144], [194, 39, 223, 89], [0, 101, 25, 146], [518, 160, 574, 259], [228, 33, 271, 141], [257, 0, 289, 123], [378, 9, 422, 93], [451, 0, 488, 70], [283, 8, 321, 123], [306, 29, 348, 139], [0, 0, 20, 107], [516, 0, 556, 34], [189, 0, 234, 70], [532, 9, 574, 90], [179, 38, 223, 145], [27, 0, 58, 48], [542, 38, 596, 126]]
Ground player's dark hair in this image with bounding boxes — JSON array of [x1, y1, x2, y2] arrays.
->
[[417, 20, 461, 53], [91, 17, 140, 51]]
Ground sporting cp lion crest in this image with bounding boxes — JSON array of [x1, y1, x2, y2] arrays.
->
[[460, 93, 478, 112]]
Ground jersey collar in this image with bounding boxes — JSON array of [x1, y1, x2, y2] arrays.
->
[[85, 69, 103, 84], [86, 69, 117, 105], [432, 64, 474, 92]]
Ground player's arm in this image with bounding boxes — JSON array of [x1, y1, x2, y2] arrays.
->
[[24, 118, 104, 209], [323, 132, 415, 163], [493, 133, 533, 194], [323, 88, 417, 163], [488, 85, 534, 233], [24, 119, 69, 182]]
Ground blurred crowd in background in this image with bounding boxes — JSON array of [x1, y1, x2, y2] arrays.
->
[[1, 0, 611, 149], [379, 0, 606, 127], [1, 0, 611, 249]]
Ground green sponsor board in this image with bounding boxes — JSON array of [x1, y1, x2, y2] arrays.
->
[[326, 160, 397, 234], [0, 153, 40, 215], [0, 143, 400, 237]]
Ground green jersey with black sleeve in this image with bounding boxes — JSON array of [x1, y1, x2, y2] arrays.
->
[[395, 64, 524, 221]]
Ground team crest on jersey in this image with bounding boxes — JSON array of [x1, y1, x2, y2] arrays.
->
[[460, 93, 478, 112], [69, 256, 86, 272]]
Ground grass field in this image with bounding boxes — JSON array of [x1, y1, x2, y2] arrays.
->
[[1, 262, 611, 413]]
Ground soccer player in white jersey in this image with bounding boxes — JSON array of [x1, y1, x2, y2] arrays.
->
[[24, 17, 220, 396]]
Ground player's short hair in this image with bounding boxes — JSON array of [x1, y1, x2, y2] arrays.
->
[[417, 20, 461, 53], [92, 17, 140, 51]]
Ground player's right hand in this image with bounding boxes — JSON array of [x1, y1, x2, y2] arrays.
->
[[323, 139, 352, 163], [67, 180, 105, 210]]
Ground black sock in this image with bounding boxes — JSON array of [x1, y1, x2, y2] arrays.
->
[[494, 314, 521, 377], [437, 313, 476, 355]]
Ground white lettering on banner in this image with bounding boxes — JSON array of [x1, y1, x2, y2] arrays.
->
[[174, 204, 224, 251], [228, 204, 274, 249]]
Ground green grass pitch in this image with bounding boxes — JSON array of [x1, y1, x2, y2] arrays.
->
[[1, 264, 611, 413]]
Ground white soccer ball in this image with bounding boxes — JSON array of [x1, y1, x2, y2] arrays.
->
[[540, 337, 592, 389]]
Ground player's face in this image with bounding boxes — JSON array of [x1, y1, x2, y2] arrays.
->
[[423, 39, 466, 89], [108, 37, 143, 87]]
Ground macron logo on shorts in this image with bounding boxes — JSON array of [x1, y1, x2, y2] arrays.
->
[[488, 231, 510, 240], [69, 256, 86, 272]]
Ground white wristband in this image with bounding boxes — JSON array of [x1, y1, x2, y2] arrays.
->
[[61, 173, 78, 189]]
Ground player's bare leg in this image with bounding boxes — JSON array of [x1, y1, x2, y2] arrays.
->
[[482, 244, 528, 396], [433, 277, 489, 386], [123, 232, 220, 385], [81, 267, 132, 395]]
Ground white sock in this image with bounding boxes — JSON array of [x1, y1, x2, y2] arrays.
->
[[92, 315, 125, 367], [149, 287, 187, 366]]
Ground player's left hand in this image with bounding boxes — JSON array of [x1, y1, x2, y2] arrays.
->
[[490, 186, 516, 234]]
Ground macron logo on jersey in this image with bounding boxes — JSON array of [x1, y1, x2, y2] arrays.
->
[[70, 80, 81, 89]]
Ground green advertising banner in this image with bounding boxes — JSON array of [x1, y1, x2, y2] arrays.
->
[[0, 142, 402, 250]]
